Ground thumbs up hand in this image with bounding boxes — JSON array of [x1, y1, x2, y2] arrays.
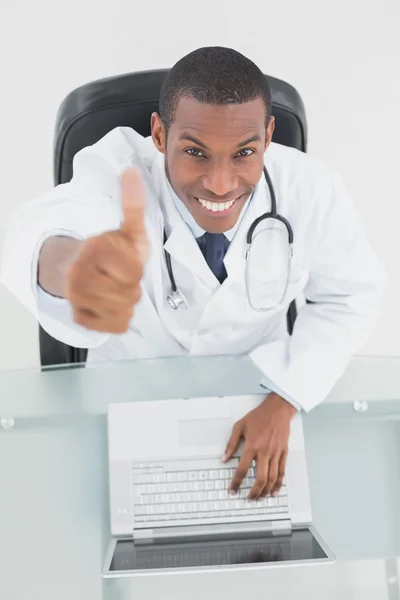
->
[[65, 169, 149, 333]]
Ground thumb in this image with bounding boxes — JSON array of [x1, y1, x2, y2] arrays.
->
[[119, 168, 146, 240], [222, 421, 244, 463]]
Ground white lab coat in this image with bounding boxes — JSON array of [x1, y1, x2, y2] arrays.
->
[[0, 127, 387, 411]]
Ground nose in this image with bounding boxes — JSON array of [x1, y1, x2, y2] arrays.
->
[[202, 164, 238, 198]]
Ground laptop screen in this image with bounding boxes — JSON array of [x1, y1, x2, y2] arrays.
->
[[109, 528, 328, 572]]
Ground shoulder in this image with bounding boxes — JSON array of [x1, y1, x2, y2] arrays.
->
[[72, 127, 158, 176], [68, 127, 162, 226], [265, 142, 349, 217], [265, 142, 340, 188]]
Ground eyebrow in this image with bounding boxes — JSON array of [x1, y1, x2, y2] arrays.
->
[[178, 133, 262, 151]]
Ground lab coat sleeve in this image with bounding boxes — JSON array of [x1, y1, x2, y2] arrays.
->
[[0, 131, 129, 349], [249, 170, 388, 412]]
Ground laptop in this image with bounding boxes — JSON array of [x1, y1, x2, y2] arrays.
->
[[103, 394, 334, 577]]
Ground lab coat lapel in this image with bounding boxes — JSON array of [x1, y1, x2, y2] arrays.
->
[[152, 152, 216, 286], [163, 220, 216, 286]]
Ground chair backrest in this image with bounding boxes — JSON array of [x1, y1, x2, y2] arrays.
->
[[39, 69, 308, 366]]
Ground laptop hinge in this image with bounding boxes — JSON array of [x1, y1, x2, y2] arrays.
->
[[134, 519, 292, 542]]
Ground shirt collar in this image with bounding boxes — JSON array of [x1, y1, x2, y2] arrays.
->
[[165, 176, 253, 241]]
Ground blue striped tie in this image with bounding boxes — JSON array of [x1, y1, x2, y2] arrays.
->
[[197, 232, 230, 283]]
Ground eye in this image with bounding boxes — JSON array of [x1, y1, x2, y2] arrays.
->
[[186, 148, 206, 158], [236, 148, 255, 158]]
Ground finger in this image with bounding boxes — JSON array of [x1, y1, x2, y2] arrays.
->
[[271, 449, 288, 497], [223, 421, 243, 463], [96, 255, 144, 286], [72, 236, 145, 286], [229, 449, 254, 495], [67, 262, 140, 303], [69, 285, 141, 318], [248, 454, 270, 500], [72, 307, 133, 334], [261, 455, 279, 498], [119, 169, 146, 240]]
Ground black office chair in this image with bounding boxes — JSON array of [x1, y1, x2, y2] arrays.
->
[[39, 69, 308, 367]]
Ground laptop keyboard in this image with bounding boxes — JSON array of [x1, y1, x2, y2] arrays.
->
[[132, 457, 289, 524]]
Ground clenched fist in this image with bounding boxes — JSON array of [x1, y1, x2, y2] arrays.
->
[[65, 169, 149, 334]]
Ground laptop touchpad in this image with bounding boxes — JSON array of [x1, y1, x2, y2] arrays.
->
[[178, 418, 232, 447]]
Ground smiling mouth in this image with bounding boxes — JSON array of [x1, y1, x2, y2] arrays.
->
[[195, 196, 242, 213]]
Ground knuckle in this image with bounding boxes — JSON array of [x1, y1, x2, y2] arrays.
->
[[131, 285, 142, 304], [90, 233, 121, 262], [67, 286, 84, 306], [82, 235, 105, 259], [100, 319, 129, 335], [114, 323, 129, 334], [73, 310, 92, 329], [67, 265, 91, 296], [117, 312, 133, 330], [136, 238, 150, 262], [72, 308, 83, 324], [111, 318, 131, 334]]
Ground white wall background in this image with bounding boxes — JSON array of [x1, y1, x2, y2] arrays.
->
[[0, 0, 399, 371]]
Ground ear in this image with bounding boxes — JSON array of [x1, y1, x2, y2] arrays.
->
[[151, 113, 166, 154], [265, 116, 275, 150]]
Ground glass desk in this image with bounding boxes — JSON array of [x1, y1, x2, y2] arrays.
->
[[1, 355, 400, 599]]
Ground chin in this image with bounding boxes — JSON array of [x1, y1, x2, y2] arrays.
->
[[200, 218, 236, 234]]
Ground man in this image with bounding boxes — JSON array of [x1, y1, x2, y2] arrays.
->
[[1, 47, 387, 500]]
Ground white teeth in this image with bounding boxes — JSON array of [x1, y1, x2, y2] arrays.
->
[[198, 198, 236, 212]]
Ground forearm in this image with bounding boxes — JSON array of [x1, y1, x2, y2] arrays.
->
[[250, 293, 384, 412], [37, 236, 82, 297]]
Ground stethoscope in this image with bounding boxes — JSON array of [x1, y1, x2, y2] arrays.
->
[[165, 166, 294, 312]]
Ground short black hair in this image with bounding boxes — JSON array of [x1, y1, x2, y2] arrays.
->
[[159, 46, 272, 132]]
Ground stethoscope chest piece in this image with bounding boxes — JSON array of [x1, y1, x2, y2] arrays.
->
[[167, 289, 188, 310]]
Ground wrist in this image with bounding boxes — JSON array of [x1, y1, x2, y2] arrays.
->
[[38, 236, 82, 296], [265, 392, 297, 417]]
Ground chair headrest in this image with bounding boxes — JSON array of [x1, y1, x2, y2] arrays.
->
[[54, 69, 307, 185]]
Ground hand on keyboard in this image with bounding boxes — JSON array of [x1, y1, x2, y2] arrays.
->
[[223, 393, 297, 500]]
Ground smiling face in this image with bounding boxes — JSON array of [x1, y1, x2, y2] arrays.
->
[[151, 96, 275, 233]]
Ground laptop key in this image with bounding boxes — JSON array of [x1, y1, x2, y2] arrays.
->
[[131, 458, 289, 524]]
